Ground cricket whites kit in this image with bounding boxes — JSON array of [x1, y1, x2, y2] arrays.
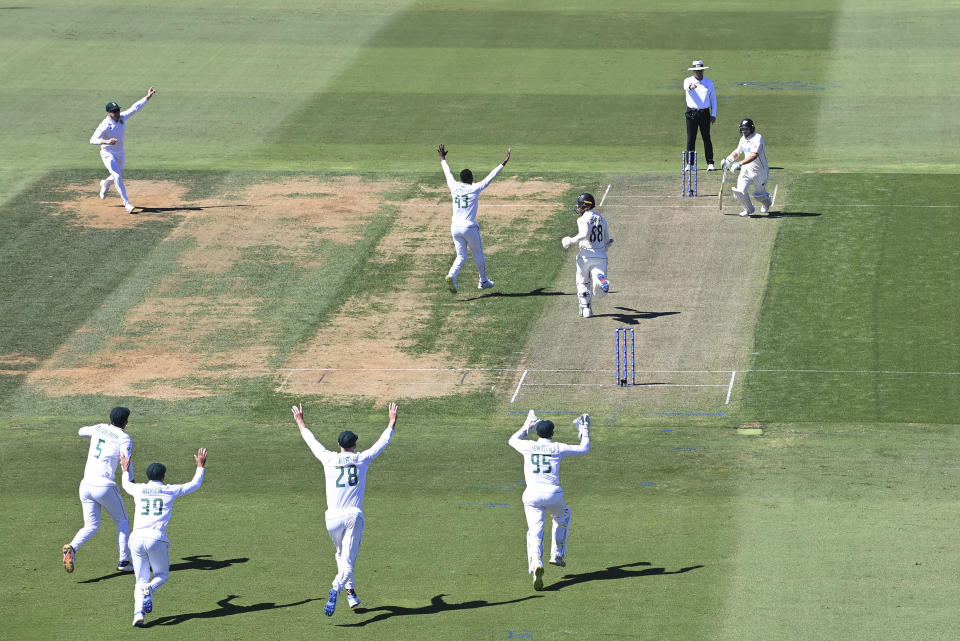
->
[[508, 412, 590, 588], [563, 204, 612, 318], [299, 425, 394, 611], [441, 159, 504, 291], [90, 96, 150, 211], [122, 467, 205, 624], [66, 423, 134, 570], [728, 126, 771, 216]]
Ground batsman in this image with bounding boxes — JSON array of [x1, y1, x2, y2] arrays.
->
[[722, 118, 772, 217], [562, 193, 613, 318]]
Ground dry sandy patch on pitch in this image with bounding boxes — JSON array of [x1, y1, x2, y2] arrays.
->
[[29, 176, 569, 401]]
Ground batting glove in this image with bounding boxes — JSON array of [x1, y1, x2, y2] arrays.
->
[[730, 161, 741, 172], [561, 237, 572, 249]]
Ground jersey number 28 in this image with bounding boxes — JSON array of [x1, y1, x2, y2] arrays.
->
[[336, 464, 359, 487]]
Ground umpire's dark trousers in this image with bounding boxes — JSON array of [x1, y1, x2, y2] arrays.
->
[[685, 108, 714, 164]]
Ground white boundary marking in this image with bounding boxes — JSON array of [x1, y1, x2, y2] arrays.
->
[[510, 369, 528, 403]]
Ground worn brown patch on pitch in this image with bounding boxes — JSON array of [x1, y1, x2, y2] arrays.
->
[[31, 175, 567, 401]]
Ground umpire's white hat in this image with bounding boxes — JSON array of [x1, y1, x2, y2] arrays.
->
[[688, 60, 709, 70]]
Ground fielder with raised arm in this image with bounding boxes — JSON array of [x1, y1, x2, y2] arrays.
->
[[90, 87, 156, 213], [438, 144, 510, 293], [508, 411, 591, 590], [62, 407, 135, 575], [721, 117, 772, 217], [120, 448, 207, 627], [562, 193, 613, 318], [291, 402, 398, 616]]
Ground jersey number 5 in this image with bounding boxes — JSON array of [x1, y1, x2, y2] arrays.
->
[[530, 454, 552, 474], [336, 464, 359, 487]]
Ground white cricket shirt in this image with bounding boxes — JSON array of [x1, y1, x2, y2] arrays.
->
[[569, 210, 610, 258], [78, 423, 132, 486], [735, 131, 768, 179], [440, 159, 504, 228], [300, 427, 393, 517], [683, 75, 717, 116], [89, 96, 150, 152], [508, 430, 590, 489], [122, 468, 205, 543]]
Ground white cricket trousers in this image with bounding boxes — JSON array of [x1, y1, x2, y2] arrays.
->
[[326, 510, 365, 591], [99, 148, 131, 204], [70, 481, 131, 562], [522, 487, 572, 573], [732, 171, 770, 214], [576, 254, 608, 305], [448, 224, 488, 282], [130, 534, 170, 613]]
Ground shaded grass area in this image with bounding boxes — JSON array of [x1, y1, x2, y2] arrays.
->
[[741, 173, 960, 424]]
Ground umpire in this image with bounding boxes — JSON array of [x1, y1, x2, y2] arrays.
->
[[683, 60, 717, 171]]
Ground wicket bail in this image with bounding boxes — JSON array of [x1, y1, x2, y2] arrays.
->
[[682, 150, 698, 197], [615, 327, 635, 386]]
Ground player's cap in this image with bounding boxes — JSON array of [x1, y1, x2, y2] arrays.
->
[[146, 462, 166, 481], [105, 102, 121, 112], [688, 60, 709, 70], [338, 430, 359, 449], [110, 406, 130, 427], [535, 420, 555, 438]]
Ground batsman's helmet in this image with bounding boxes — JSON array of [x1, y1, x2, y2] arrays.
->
[[739, 118, 755, 136], [106, 102, 121, 113], [576, 192, 596, 213]]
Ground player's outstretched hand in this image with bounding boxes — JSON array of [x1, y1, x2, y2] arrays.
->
[[437, 144, 447, 160], [146, 87, 156, 99], [195, 447, 207, 467], [502, 148, 511, 166], [388, 402, 399, 429], [291, 403, 307, 428]]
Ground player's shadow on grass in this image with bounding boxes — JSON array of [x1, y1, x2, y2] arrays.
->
[[78, 554, 249, 583], [464, 287, 572, 301], [137, 204, 249, 213], [763, 210, 820, 218], [144, 594, 318, 626], [594, 307, 680, 325], [338, 593, 544, 627], [543, 561, 704, 591]]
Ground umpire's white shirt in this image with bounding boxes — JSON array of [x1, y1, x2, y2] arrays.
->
[[79, 423, 132, 486], [508, 430, 590, 490], [122, 469, 204, 543], [89, 96, 149, 152], [736, 132, 768, 179], [441, 160, 504, 228], [683, 75, 717, 116], [300, 427, 393, 517]]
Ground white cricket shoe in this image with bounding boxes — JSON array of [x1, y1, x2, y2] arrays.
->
[[532, 566, 544, 591], [478, 279, 495, 290], [707, 163, 716, 171], [124, 202, 136, 213], [759, 198, 772, 213], [118, 559, 133, 572], [141, 583, 153, 613], [346, 590, 361, 609], [683, 164, 691, 172], [132, 612, 145, 627], [99, 180, 109, 199], [445, 275, 457, 293], [549, 556, 566, 568], [579, 305, 592, 318], [738, 210, 752, 217]]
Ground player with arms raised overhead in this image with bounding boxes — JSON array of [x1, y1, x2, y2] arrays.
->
[[562, 193, 613, 318], [291, 402, 398, 616], [508, 411, 591, 590], [90, 87, 157, 213], [437, 144, 510, 293], [62, 406, 135, 575], [722, 117, 772, 217], [120, 448, 208, 627]]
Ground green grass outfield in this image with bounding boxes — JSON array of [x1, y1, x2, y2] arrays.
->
[[2, 1, 959, 640]]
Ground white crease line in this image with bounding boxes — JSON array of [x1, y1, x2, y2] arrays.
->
[[725, 371, 737, 405], [510, 369, 529, 403]]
